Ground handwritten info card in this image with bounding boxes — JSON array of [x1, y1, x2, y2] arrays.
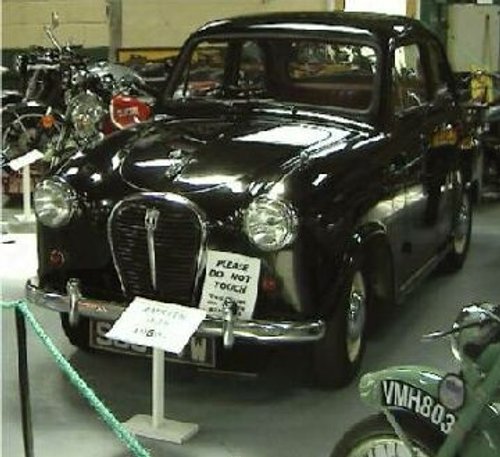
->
[[106, 297, 207, 354]]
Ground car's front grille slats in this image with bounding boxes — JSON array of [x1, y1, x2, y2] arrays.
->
[[108, 194, 205, 306]]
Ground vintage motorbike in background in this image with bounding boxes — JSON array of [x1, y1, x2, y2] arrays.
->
[[1, 66, 23, 107], [458, 71, 500, 198], [1, 12, 155, 195], [480, 76, 500, 187], [331, 302, 500, 457], [45, 60, 155, 168]]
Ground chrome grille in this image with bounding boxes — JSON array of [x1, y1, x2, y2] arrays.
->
[[108, 194, 205, 305]]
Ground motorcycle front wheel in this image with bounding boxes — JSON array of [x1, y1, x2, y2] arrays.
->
[[332, 414, 442, 457]]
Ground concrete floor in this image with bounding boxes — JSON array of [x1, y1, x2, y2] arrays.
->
[[2, 197, 500, 457]]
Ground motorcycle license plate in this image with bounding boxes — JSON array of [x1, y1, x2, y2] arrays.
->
[[89, 320, 216, 367], [381, 380, 457, 435]]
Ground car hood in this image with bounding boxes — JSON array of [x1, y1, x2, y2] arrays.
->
[[120, 115, 359, 196]]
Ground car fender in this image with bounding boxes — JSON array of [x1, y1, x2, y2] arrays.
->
[[318, 220, 393, 318]]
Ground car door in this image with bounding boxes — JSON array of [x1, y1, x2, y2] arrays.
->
[[392, 39, 448, 279], [392, 39, 460, 278], [389, 41, 432, 283], [421, 37, 461, 243]]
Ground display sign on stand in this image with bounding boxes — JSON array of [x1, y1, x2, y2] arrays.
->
[[106, 297, 206, 444]]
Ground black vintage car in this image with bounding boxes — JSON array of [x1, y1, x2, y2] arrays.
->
[[27, 12, 472, 388]]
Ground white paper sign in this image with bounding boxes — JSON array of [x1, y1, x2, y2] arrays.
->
[[9, 149, 44, 171], [106, 297, 206, 354], [199, 250, 261, 320]]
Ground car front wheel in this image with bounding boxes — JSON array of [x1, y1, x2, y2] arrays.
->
[[313, 264, 369, 389]]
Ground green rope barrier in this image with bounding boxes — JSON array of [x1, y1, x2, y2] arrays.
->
[[2, 300, 152, 457]]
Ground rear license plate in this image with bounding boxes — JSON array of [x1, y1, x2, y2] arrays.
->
[[89, 320, 216, 367]]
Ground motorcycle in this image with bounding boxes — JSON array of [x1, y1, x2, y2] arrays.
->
[[45, 60, 155, 167], [2, 13, 154, 194], [458, 71, 500, 196], [481, 99, 500, 187], [1, 13, 81, 195], [331, 301, 500, 457]]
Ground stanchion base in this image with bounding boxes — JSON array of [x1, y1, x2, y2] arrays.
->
[[124, 414, 199, 444]]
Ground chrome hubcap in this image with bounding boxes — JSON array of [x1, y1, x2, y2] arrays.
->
[[347, 437, 430, 457], [454, 194, 470, 254], [346, 271, 367, 363]]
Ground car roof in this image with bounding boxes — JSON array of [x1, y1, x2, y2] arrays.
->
[[193, 11, 428, 41]]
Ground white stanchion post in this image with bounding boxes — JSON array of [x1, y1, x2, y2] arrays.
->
[[14, 165, 36, 224], [151, 348, 165, 428], [23, 164, 32, 218], [123, 348, 199, 444]]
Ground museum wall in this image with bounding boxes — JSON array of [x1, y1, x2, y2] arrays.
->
[[2, 0, 109, 48], [2, 0, 328, 49], [121, 0, 327, 47]]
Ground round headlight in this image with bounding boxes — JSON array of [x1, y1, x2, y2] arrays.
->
[[34, 178, 78, 228], [438, 374, 465, 411], [243, 197, 298, 252], [70, 91, 104, 138]]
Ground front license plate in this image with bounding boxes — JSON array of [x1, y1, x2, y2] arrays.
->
[[89, 320, 216, 367]]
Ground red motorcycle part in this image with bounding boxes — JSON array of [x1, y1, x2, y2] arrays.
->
[[40, 114, 55, 129], [110, 95, 151, 129]]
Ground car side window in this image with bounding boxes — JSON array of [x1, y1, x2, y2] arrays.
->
[[392, 43, 428, 113]]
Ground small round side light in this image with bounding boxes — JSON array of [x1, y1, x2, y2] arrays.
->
[[48, 249, 65, 268], [438, 374, 465, 411]]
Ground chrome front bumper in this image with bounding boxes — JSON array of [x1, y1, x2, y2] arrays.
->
[[26, 277, 325, 347]]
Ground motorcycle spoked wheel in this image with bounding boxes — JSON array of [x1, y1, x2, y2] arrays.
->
[[1, 112, 60, 162], [331, 414, 442, 457]]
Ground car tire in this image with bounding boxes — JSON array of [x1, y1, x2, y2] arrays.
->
[[313, 260, 369, 389], [331, 413, 442, 457], [60, 313, 92, 351], [441, 190, 472, 273]]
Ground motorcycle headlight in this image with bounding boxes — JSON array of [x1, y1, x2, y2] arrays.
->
[[70, 91, 104, 138], [34, 178, 78, 228], [243, 197, 298, 252], [438, 374, 465, 411]]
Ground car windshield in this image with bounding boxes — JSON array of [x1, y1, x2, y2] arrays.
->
[[169, 37, 379, 112]]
